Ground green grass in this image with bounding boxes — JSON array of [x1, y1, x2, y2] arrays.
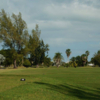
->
[[0, 67, 100, 100]]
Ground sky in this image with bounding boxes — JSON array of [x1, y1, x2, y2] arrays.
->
[[0, 0, 100, 62]]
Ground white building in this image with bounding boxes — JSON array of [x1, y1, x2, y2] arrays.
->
[[87, 63, 94, 67]]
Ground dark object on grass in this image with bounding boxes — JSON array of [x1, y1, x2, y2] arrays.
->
[[20, 78, 26, 81]]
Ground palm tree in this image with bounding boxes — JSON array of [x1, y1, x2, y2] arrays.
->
[[85, 50, 90, 62], [53, 52, 64, 67], [66, 49, 71, 63]]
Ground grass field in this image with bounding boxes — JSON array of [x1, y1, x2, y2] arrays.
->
[[0, 67, 100, 100]]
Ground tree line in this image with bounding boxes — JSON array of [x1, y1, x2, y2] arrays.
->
[[0, 9, 50, 68], [53, 49, 100, 67], [0, 9, 100, 68]]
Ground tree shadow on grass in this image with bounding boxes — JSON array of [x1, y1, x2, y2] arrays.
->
[[34, 82, 100, 100]]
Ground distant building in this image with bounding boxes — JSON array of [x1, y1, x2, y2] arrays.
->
[[87, 63, 94, 67], [65, 61, 69, 63]]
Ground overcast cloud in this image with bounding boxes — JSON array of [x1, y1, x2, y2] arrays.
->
[[0, 0, 100, 62]]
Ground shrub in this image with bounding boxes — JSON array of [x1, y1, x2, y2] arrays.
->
[[44, 57, 51, 67], [74, 62, 77, 68], [67, 62, 78, 67], [23, 59, 31, 67], [61, 62, 66, 67], [65, 63, 69, 67], [70, 63, 74, 67]]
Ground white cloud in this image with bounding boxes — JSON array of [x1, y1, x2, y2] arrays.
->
[[45, 38, 75, 47], [44, 2, 100, 22]]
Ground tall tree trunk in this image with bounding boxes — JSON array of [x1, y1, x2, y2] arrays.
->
[[14, 59, 17, 68], [56, 59, 59, 68], [83, 61, 86, 66], [67, 57, 69, 63]]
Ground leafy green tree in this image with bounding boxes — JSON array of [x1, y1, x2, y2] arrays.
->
[[29, 39, 49, 67], [28, 24, 49, 67], [75, 56, 82, 66], [39, 40, 49, 64], [53, 52, 64, 67], [28, 24, 41, 65], [91, 50, 100, 67], [0, 9, 29, 68], [66, 49, 71, 62], [23, 59, 31, 67], [44, 56, 51, 67], [0, 49, 13, 67], [29, 24, 40, 55], [91, 55, 100, 66], [32, 44, 42, 66]]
